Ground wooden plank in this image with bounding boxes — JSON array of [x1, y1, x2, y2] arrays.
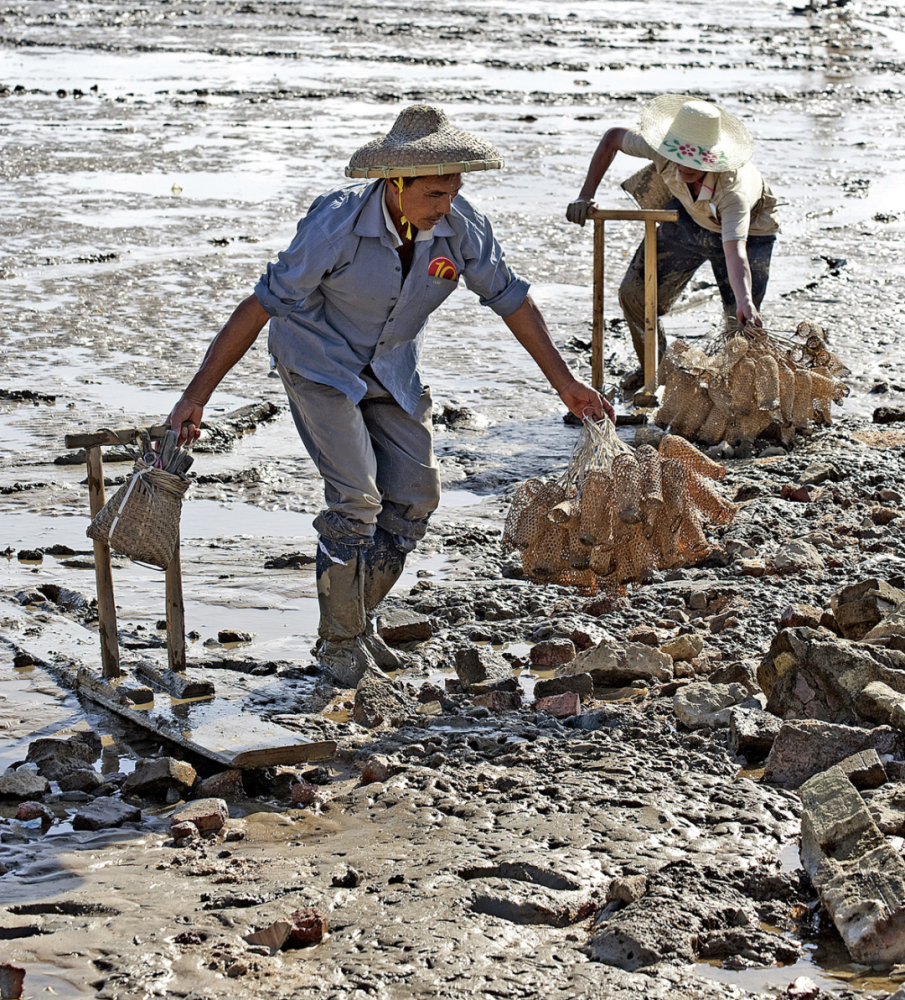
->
[[165, 541, 187, 673], [591, 218, 605, 392], [643, 217, 659, 393], [134, 659, 214, 700], [65, 424, 168, 450], [588, 209, 678, 222], [85, 445, 121, 679]]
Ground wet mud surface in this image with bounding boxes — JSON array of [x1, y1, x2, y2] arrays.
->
[[2, 1, 905, 998]]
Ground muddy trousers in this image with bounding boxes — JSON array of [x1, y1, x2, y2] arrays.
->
[[277, 362, 441, 644], [618, 200, 776, 367]]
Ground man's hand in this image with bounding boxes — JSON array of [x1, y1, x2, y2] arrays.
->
[[167, 396, 204, 446], [558, 378, 616, 424], [566, 198, 595, 227], [737, 302, 762, 328]]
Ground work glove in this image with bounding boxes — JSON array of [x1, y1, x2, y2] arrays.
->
[[566, 198, 594, 227]]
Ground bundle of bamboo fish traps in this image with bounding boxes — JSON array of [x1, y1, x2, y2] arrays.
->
[[654, 321, 850, 447], [501, 416, 737, 593]]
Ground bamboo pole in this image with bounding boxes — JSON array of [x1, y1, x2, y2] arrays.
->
[[85, 445, 121, 678], [591, 217, 605, 391], [643, 217, 659, 392], [165, 540, 187, 674]]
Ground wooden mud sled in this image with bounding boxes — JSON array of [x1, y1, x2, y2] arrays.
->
[[587, 206, 679, 406], [63, 422, 335, 768]]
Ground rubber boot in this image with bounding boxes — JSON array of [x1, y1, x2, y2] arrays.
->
[[314, 536, 376, 688], [360, 527, 410, 672]]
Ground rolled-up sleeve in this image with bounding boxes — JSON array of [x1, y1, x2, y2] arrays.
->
[[254, 212, 338, 318], [458, 209, 530, 318]]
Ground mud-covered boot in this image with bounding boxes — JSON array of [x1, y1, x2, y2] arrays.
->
[[362, 527, 409, 613], [314, 535, 372, 687]]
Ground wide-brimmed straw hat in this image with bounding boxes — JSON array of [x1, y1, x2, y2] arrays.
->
[[638, 95, 753, 172], [346, 105, 503, 179]]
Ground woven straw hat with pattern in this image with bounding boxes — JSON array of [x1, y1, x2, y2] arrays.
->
[[638, 95, 753, 173], [346, 105, 503, 179]]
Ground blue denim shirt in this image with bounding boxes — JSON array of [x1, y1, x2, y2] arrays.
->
[[254, 180, 530, 414]]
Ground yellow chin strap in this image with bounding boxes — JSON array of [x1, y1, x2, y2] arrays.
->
[[393, 177, 412, 240]]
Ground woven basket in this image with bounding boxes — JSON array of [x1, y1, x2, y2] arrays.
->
[[87, 458, 190, 568]]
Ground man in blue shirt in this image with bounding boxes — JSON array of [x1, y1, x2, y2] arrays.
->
[[168, 105, 610, 686]]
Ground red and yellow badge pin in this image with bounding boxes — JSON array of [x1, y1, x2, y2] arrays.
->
[[428, 256, 458, 281]]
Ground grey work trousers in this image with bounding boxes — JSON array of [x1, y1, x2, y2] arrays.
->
[[277, 362, 442, 548], [618, 199, 777, 367]]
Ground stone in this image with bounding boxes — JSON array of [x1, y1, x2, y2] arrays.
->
[[0, 964, 26, 1000], [170, 820, 199, 841], [72, 796, 141, 831], [837, 749, 887, 790], [771, 540, 824, 576], [863, 601, 905, 654], [863, 782, 905, 835], [56, 769, 105, 794], [25, 735, 98, 781], [122, 757, 197, 798], [661, 634, 704, 662], [831, 579, 905, 640], [758, 627, 905, 726], [453, 645, 512, 690], [798, 461, 840, 486], [197, 769, 244, 800], [607, 875, 648, 905], [377, 609, 432, 645], [244, 919, 292, 954], [291, 782, 320, 805], [728, 706, 783, 759], [0, 769, 50, 801], [800, 766, 905, 964], [218, 629, 254, 643], [763, 720, 905, 789], [170, 797, 229, 834], [359, 755, 393, 785], [529, 638, 577, 668], [473, 690, 522, 713], [873, 406, 905, 424], [710, 659, 759, 692], [779, 604, 825, 629], [285, 907, 328, 947], [14, 800, 53, 824], [673, 683, 750, 730], [535, 692, 581, 718], [869, 506, 902, 526], [558, 641, 672, 686], [353, 668, 418, 728], [533, 673, 593, 700], [737, 558, 766, 577]]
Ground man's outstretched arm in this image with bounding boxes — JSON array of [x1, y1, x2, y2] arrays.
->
[[167, 294, 273, 445]]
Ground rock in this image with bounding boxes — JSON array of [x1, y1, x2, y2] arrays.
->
[[873, 406, 905, 424], [763, 720, 905, 789], [533, 673, 593, 700], [197, 769, 244, 799], [798, 461, 840, 486], [736, 558, 766, 577], [529, 638, 577, 668], [377, 609, 432, 645], [473, 690, 522, 713], [453, 645, 512, 690], [779, 604, 824, 629], [831, 579, 905, 640], [353, 668, 418, 728], [72, 796, 141, 831], [771, 540, 824, 576], [14, 800, 53, 824], [661, 634, 704, 662], [559, 641, 672, 686], [710, 659, 760, 693], [729, 706, 783, 759], [170, 820, 199, 841], [607, 875, 648, 905], [291, 782, 320, 805], [25, 735, 98, 781], [862, 601, 905, 654], [674, 682, 749, 730], [863, 782, 905, 835], [122, 757, 197, 799], [57, 769, 105, 793], [244, 919, 292, 954], [0, 964, 26, 1000], [359, 755, 394, 785], [535, 692, 581, 718], [285, 907, 328, 947], [170, 797, 229, 834], [218, 629, 254, 643], [0, 769, 50, 801], [800, 766, 905, 964], [837, 749, 887, 790], [869, 506, 902, 526]]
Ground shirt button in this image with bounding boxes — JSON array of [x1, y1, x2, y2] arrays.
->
[[387, 318, 394, 323], [395, 266, 401, 272]]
